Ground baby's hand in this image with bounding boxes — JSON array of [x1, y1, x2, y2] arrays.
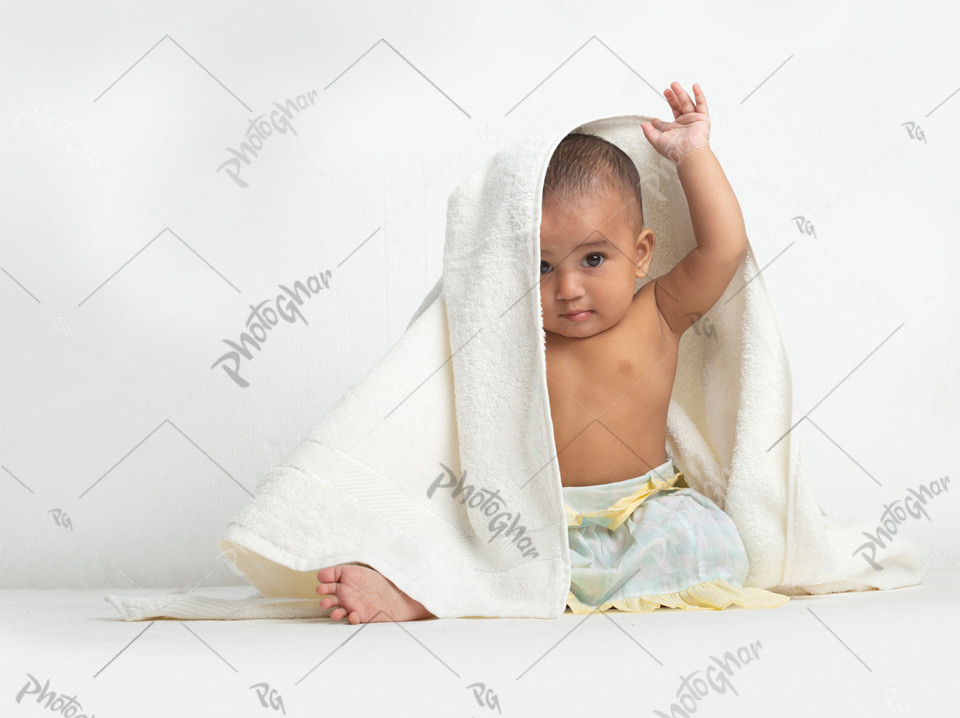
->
[[640, 81, 711, 165]]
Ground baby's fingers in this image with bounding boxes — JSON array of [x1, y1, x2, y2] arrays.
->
[[668, 82, 696, 115], [692, 83, 709, 115], [666, 82, 707, 117], [664, 87, 682, 119]]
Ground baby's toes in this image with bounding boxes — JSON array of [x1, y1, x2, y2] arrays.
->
[[330, 606, 347, 621], [317, 594, 339, 610], [316, 566, 342, 584], [316, 580, 337, 595]]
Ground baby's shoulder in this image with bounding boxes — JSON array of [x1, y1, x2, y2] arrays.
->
[[628, 282, 680, 347]]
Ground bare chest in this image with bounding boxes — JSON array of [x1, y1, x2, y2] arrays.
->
[[544, 287, 679, 487]]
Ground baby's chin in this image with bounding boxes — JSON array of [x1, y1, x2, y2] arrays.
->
[[544, 315, 608, 338]]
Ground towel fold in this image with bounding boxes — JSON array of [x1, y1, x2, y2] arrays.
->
[[103, 592, 328, 621]]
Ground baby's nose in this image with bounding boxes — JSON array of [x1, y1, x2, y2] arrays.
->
[[556, 273, 585, 298]]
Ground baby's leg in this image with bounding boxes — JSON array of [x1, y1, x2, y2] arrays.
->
[[316, 564, 436, 624]]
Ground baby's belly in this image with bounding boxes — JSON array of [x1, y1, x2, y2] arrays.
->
[[556, 420, 668, 487]]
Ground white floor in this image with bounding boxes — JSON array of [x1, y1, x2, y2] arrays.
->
[[3, 569, 956, 717]]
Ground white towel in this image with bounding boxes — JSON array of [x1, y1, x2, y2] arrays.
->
[[104, 590, 327, 621], [106, 112, 925, 621]]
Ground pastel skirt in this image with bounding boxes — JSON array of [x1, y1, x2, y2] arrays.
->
[[562, 458, 790, 613]]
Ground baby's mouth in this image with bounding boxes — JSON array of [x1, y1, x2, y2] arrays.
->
[[561, 310, 594, 321]]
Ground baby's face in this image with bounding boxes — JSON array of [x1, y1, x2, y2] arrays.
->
[[539, 187, 654, 340]]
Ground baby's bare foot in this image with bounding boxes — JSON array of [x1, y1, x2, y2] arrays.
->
[[316, 564, 436, 624]]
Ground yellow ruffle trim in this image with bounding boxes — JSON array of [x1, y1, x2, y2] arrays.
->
[[565, 577, 791, 614]]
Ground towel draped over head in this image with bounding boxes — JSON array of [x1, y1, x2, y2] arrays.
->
[[106, 111, 927, 622]]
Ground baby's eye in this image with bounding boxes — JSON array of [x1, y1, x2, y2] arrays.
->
[[584, 253, 605, 268], [541, 254, 606, 274]]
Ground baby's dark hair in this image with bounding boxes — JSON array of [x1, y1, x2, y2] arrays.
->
[[542, 132, 644, 239]]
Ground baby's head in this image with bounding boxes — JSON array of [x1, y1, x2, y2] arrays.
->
[[539, 132, 655, 339]]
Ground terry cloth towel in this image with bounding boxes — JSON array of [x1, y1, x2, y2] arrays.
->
[[105, 111, 926, 621], [104, 591, 327, 621]]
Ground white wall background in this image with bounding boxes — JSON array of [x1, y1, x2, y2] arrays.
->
[[1, 0, 956, 590]]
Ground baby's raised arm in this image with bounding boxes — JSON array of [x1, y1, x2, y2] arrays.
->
[[640, 82, 748, 337]]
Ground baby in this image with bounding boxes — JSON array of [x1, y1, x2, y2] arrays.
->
[[315, 82, 786, 621]]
